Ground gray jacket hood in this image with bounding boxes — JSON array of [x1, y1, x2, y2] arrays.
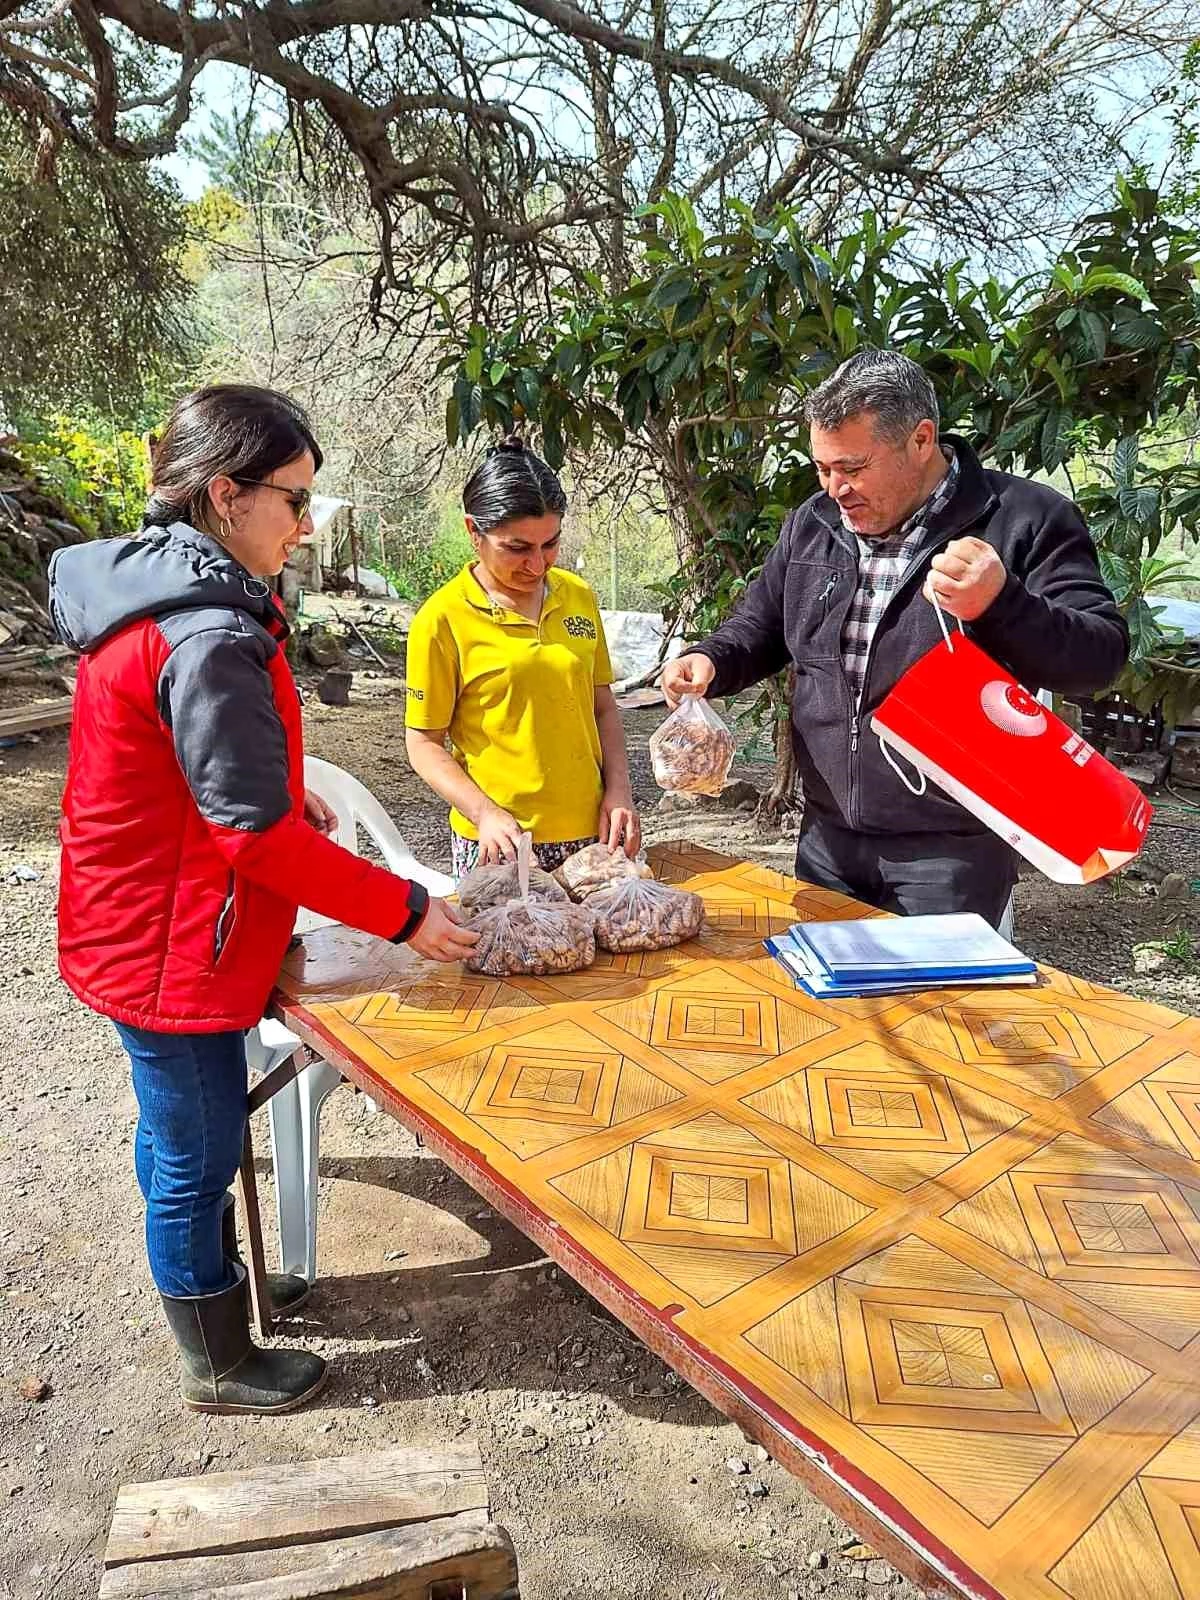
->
[[49, 522, 275, 654]]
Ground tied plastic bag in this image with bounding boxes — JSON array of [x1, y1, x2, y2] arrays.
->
[[556, 840, 653, 901], [457, 856, 568, 915], [464, 832, 597, 976], [649, 694, 735, 797], [588, 877, 704, 953]]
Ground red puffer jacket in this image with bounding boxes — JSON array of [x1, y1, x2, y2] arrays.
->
[[49, 522, 428, 1033]]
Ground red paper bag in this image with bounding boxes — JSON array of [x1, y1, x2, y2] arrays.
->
[[871, 632, 1152, 883]]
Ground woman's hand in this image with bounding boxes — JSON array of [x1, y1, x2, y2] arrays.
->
[[599, 788, 641, 857], [477, 801, 525, 865], [407, 898, 479, 963], [304, 789, 338, 836]]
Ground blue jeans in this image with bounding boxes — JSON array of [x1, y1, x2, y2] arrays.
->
[[114, 1023, 247, 1297]]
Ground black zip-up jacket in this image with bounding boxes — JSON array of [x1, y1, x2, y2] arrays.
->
[[694, 436, 1129, 838]]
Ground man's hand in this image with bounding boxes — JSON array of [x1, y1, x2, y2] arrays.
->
[[599, 788, 642, 857], [407, 897, 479, 963], [924, 537, 1007, 623], [477, 802, 525, 866], [304, 789, 338, 836], [661, 652, 715, 708]]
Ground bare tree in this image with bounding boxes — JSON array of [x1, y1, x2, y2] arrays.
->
[[1, 0, 1194, 321]]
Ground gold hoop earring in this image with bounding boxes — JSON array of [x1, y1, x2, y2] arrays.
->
[[216, 516, 232, 545]]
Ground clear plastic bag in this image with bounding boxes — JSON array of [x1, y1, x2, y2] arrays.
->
[[587, 877, 704, 953], [649, 694, 736, 796], [457, 857, 568, 916], [555, 840, 653, 901], [463, 832, 597, 976], [465, 897, 598, 976]]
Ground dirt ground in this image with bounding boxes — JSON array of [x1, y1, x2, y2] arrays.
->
[[2, 665, 1199, 1600]]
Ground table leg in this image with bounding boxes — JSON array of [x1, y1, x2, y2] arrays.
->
[[237, 1121, 273, 1338]]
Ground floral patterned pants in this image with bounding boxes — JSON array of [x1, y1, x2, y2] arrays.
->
[[450, 831, 597, 882]]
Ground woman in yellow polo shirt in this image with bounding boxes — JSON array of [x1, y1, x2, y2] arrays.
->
[[405, 437, 641, 877]]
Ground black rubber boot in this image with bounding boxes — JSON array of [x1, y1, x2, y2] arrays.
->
[[159, 1266, 328, 1415], [221, 1193, 311, 1315]]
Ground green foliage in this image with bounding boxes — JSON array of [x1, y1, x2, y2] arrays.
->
[[572, 503, 677, 610], [12, 415, 149, 537], [379, 493, 474, 602], [0, 109, 192, 421], [433, 182, 1200, 716], [1080, 434, 1200, 722], [1162, 38, 1200, 222]]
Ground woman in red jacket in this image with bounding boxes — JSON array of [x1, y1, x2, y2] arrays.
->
[[49, 384, 476, 1415]]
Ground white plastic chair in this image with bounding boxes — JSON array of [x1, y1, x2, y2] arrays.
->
[[244, 756, 453, 1283]]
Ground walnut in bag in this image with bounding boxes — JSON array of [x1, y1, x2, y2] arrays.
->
[[463, 831, 596, 976], [457, 857, 568, 915], [555, 840, 653, 901], [587, 877, 704, 953], [649, 694, 736, 797], [464, 898, 598, 976]]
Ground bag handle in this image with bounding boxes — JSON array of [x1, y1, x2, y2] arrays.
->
[[878, 734, 928, 797], [516, 828, 532, 906], [930, 590, 962, 654]]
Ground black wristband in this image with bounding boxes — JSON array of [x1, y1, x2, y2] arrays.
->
[[390, 882, 430, 944]]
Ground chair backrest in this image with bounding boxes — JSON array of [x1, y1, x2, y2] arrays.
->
[[300, 756, 455, 931]]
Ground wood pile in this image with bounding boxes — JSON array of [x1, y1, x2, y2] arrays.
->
[[0, 445, 86, 737]]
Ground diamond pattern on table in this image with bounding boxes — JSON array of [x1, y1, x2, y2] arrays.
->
[[744, 1040, 1025, 1191], [599, 966, 838, 1086], [749, 1230, 1150, 1527], [329, 975, 543, 1061], [890, 996, 1148, 1099], [1050, 1481, 1187, 1600], [551, 1110, 873, 1306], [1010, 1135, 1200, 1349], [1092, 1053, 1200, 1160], [840, 1281, 1073, 1433], [416, 1017, 683, 1160]]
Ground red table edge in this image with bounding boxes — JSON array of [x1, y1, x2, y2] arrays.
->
[[272, 989, 1005, 1600]]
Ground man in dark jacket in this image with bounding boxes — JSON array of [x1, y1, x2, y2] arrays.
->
[[662, 349, 1129, 925]]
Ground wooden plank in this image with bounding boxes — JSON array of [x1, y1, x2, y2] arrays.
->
[[0, 644, 69, 676], [98, 1511, 518, 1599], [103, 1444, 489, 1568], [0, 697, 73, 735]]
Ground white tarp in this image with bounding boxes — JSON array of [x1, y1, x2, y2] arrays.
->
[[340, 563, 398, 598], [601, 609, 684, 690], [1151, 597, 1200, 640]]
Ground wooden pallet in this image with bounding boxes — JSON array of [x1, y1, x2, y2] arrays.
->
[[272, 842, 1200, 1600], [0, 696, 73, 736], [99, 1442, 519, 1599]]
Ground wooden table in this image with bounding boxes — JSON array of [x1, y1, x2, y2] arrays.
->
[[272, 841, 1200, 1600]]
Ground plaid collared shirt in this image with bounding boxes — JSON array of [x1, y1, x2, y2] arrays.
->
[[840, 450, 959, 709]]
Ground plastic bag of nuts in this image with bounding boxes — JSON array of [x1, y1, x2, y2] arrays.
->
[[555, 840, 653, 901], [457, 858, 568, 915], [463, 830, 597, 976], [464, 898, 597, 976], [649, 694, 736, 797], [587, 877, 704, 953]]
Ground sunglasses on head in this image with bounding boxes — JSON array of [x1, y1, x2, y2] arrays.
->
[[232, 478, 313, 520]]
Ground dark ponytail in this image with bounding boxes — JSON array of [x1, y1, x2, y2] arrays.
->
[[142, 384, 323, 533], [462, 435, 567, 534]]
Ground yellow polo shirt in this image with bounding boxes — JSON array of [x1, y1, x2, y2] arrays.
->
[[405, 564, 614, 843]]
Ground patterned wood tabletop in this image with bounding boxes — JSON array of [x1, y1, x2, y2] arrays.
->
[[274, 841, 1200, 1600]]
